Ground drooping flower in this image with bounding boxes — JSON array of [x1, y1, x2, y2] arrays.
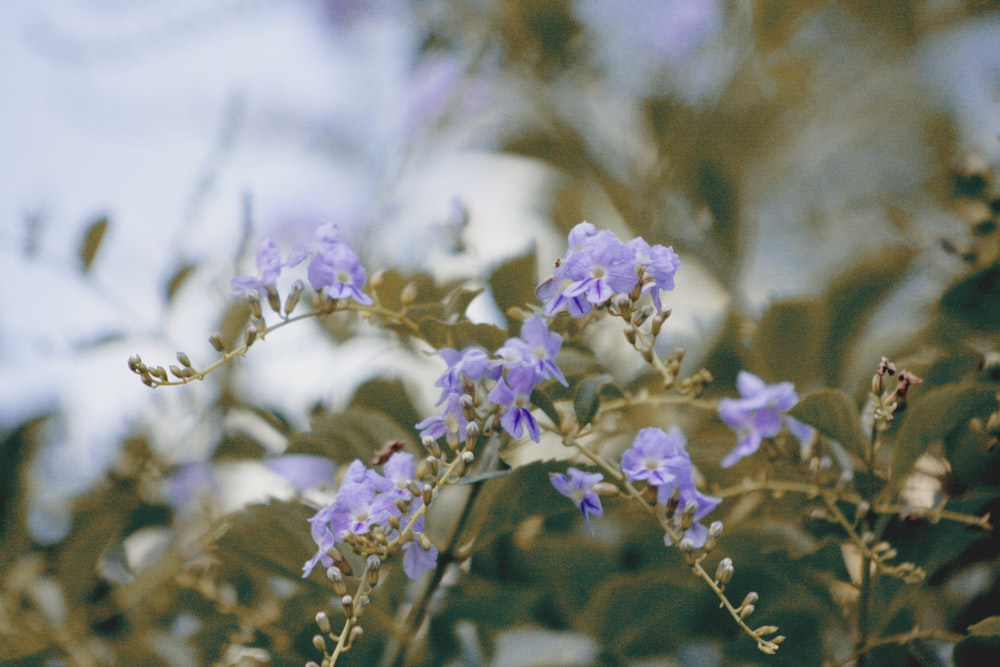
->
[[549, 467, 604, 533], [285, 223, 373, 305], [230, 239, 284, 298], [718, 371, 814, 468], [488, 364, 541, 442], [415, 391, 471, 444]]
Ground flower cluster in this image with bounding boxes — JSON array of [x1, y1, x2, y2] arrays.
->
[[536, 221, 681, 317], [551, 427, 720, 547], [416, 314, 567, 445], [718, 371, 814, 468], [303, 452, 438, 580], [231, 223, 373, 306]]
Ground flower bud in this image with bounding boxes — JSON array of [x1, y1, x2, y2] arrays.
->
[[401, 282, 418, 307], [315, 611, 331, 634], [459, 450, 475, 475], [348, 624, 364, 645], [176, 351, 192, 368], [326, 566, 347, 596], [740, 592, 759, 608], [650, 308, 671, 337], [623, 324, 637, 346], [680, 499, 699, 530], [739, 604, 756, 619], [422, 483, 434, 507], [340, 595, 353, 617], [715, 557, 734, 585], [418, 533, 433, 551], [209, 332, 226, 352], [754, 625, 780, 637], [703, 521, 723, 552], [632, 305, 654, 327], [678, 537, 697, 562], [265, 284, 281, 314], [312, 634, 327, 651], [127, 354, 142, 373], [244, 325, 259, 348], [284, 279, 305, 316], [366, 555, 381, 587], [422, 436, 442, 458], [246, 290, 263, 320], [460, 394, 476, 421]]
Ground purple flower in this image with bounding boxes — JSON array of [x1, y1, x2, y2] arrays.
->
[[415, 391, 470, 443], [549, 467, 604, 533], [230, 239, 283, 298], [488, 365, 540, 442], [494, 315, 567, 386], [370, 451, 416, 500], [718, 371, 813, 468], [285, 223, 373, 305], [537, 222, 639, 317], [434, 346, 490, 404], [627, 238, 681, 310], [621, 427, 721, 530], [401, 524, 438, 579]]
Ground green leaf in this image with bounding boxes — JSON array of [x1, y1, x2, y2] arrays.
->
[[441, 285, 484, 319], [969, 617, 1000, 637], [940, 262, 1000, 332], [455, 461, 579, 555], [788, 389, 869, 462], [215, 501, 319, 582], [348, 378, 422, 436], [885, 383, 997, 499], [572, 373, 613, 428], [488, 250, 537, 318], [750, 299, 828, 389], [531, 385, 562, 431], [290, 409, 414, 464], [416, 319, 508, 351], [79, 216, 108, 273]]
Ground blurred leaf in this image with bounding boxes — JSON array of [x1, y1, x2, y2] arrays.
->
[[969, 617, 1000, 637], [441, 285, 484, 319], [489, 250, 537, 318], [348, 378, 422, 437], [885, 384, 997, 500], [215, 501, 317, 581], [291, 409, 414, 464], [531, 385, 562, 431], [416, 318, 508, 352], [824, 246, 917, 385], [78, 216, 108, 273], [788, 389, 869, 462], [455, 461, 579, 555], [940, 263, 1000, 332], [573, 373, 613, 428], [165, 262, 196, 302], [750, 299, 828, 389]]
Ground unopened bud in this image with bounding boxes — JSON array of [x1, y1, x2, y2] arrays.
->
[[265, 284, 281, 314], [716, 558, 734, 585], [459, 450, 475, 475], [326, 566, 347, 596], [632, 305, 654, 327], [422, 483, 433, 507], [244, 325, 258, 347], [315, 611, 331, 634], [370, 269, 385, 291], [284, 279, 305, 316], [348, 624, 364, 644], [464, 421, 480, 441], [703, 521, 723, 551], [366, 555, 381, 586], [680, 499, 699, 530], [772, 635, 786, 645], [678, 537, 697, 562], [460, 394, 476, 421], [741, 592, 759, 608], [592, 482, 619, 496], [312, 634, 327, 652], [169, 364, 186, 379], [739, 603, 756, 619], [422, 456, 439, 478], [754, 625, 780, 637], [422, 436, 442, 458], [127, 354, 142, 373], [401, 282, 418, 307], [176, 351, 192, 368], [151, 366, 168, 382], [246, 290, 263, 320], [418, 533, 433, 551], [209, 332, 225, 352], [651, 308, 671, 337], [340, 595, 354, 617]]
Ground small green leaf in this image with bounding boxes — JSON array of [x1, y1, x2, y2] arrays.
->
[[455, 461, 578, 555], [488, 250, 537, 318], [215, 501, 317, 581], [349, 378, 422, 436], [968, 616, 1000, 637], [416, 319, 508, 351], [165, 262, 196, 302], [885, 383, 997, 499], [290, 409, 413, 464], [788, 389, 869, 462], [79, 216, 109, 273], [531, 385, 562, 431], [750, 299, 828, 389], [573, 374, 613, 428]]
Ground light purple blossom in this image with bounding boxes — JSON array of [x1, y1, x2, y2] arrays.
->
[[718, 371, 814, 468], [285, 223, 373, 305], [549, 467, 604, 533], [371, 451, 416, 500], [230, 239, 284, 298], [415, 391, 470, 443], [266, 454, 335, 491], [494, 315, 567, 386], [627, 237, 681, 310], [434, 346, 490, 404], [488, 365, 541, 442]]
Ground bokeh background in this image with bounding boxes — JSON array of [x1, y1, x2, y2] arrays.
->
[[2, 1, 1000, 665]]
